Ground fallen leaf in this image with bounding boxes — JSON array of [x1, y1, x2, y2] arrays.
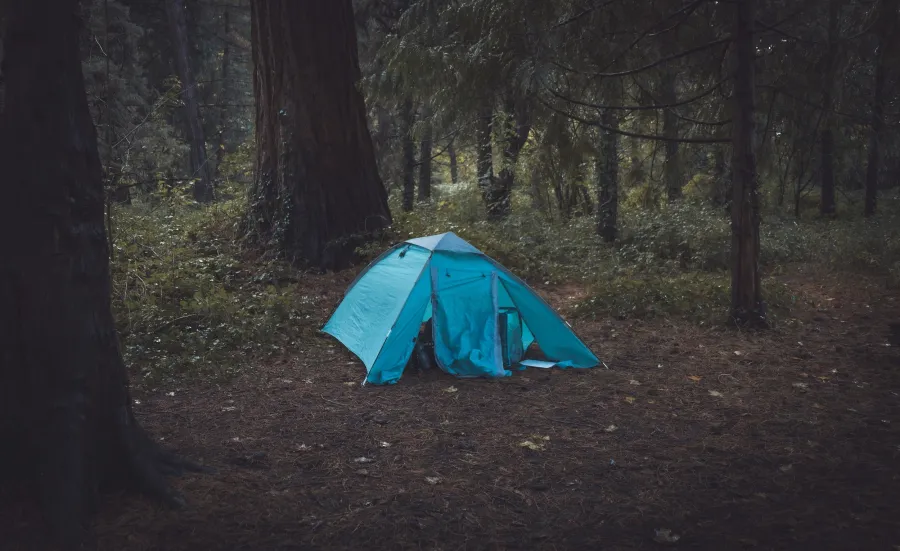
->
[[343, 381, 357, 386], [687, 375, 702, 382], [629, 379, 641, 386], [444, 386, 458, 393], [708, 390, 724, 397], [625, 396, 636, 404], [733, 351, 743, 356], [425, 476, 442, 485], [653, 528, 681, 544]]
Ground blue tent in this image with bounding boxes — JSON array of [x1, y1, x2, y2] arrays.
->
[[322, 232, 599, 385]]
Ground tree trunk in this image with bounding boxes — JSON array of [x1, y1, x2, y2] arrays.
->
[[166, 0, 214, 203], [662, 69, 682, 202], [490, 96, 531, 218], [597, 108, 619, 243], [401, 98, 415, 212], [214, 6, 231, 183], [247, 0, 392, 270], [476, 101, 495, 204], [448, 139, 459, 185], [417, 105, 433, 201], [0, 2, 195, 547], [730, 0, 765, 326], [819, 0, 840, 216], [864, 0, 896, 217]]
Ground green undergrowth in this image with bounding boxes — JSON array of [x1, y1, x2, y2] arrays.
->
[[111, 182, 900, 384], [110, 194, 318, 387]]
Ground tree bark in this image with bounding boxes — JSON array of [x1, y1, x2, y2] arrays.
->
[[401, 98, 415, 211], [662, 68, 682, 202], [214, 6, 231, 183], [729, 0, 765, 326], [0, 2, 195, 547], [597, 108, 620, 243], [491, 95, 530, 218], [417, 105, 433, 201], [864, 0, 897, 217], [476, 101, 494, 204], [448, 139, 459, 185], [819, 0, 840, 216], [247, 0, 392, 270], [166, 0, 214, 203]]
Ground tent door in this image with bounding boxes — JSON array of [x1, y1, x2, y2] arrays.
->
[[430, 266, 505, 378], [499, 307, 525, 367]]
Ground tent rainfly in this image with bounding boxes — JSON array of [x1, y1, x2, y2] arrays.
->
[[322, 232, 599, 385]]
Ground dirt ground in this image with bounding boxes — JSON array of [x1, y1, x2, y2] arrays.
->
[[3, 265, 899, 551]]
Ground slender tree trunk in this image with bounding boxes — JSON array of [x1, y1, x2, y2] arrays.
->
[[247, 0, 392, 270], [0, 2, 195, 547], [597, 108, 620, 242], [819, 0, 840, 216], [476, 101, 494, 203], [730, 0, 765, 326], [865, 0, 896, 217], [662, 69, 682, 202], [401, 98, 415, 211], [417, 106, 433, 201], [447, 139, 459, 185], [166, 0, 214, 202], [490, 96, 531, 218], [214, 6, 231, 183]]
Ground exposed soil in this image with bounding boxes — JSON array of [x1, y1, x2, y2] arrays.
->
[[3, 265, 899, 550]]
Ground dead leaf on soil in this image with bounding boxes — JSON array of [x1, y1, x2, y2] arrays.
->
[[708, 390, 724, 397], [425, 476, 442, 485], [520, 435, 550, 451], [625, 396, 636, 404], [653, 528, 680, 544], [444, 386, 459, 393], [629, 380, 641, 386], [687, 375, 702, 382]]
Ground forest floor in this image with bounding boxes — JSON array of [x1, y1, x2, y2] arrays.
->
[[4, 264, 900, 551]]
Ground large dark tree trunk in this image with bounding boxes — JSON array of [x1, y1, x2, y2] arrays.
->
[[214, 6, 231, 183], [417, 105, 433, 201], [166, 0, 214, 202], [476, 101, 495, 204], [729, 0, 765, 326], [401, 98, 416, 211], [819, 0, 840, 216], [597, 108, 619, 243], [490, 95, 531, 218], [0, 2, 195, 547], [247, 0, 391, 270], [865, 0, 897, 217]]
